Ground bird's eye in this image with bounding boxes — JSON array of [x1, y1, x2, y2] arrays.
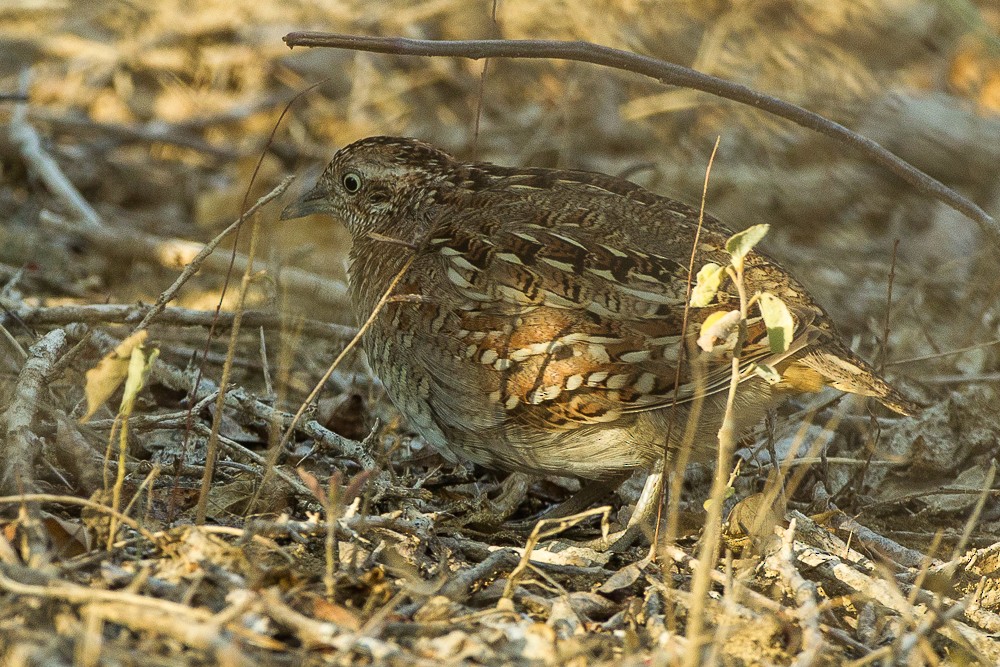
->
[[342, 172, 362, 194]]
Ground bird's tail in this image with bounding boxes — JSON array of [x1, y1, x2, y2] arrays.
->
[[792, 341, 917, 415]]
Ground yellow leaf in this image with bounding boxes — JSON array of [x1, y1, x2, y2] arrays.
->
[[80, 331, 148, 423], [698, 309, 741, 352], [119, 346, 158, 418]]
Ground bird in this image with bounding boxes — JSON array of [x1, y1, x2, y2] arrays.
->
[[280, 136, 914, 524]]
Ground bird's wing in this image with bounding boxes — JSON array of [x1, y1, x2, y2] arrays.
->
[[407, 185, 825, 429]]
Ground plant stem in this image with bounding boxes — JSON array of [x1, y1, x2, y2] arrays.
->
[[684, 260, 748, 664]]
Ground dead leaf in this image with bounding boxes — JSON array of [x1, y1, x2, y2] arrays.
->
[[599, 556, 651, 594], [81, 330, 148, 423], [42, 513, 92, 558]]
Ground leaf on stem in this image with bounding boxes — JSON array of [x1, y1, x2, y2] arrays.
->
[[758, 292, 794, 353], [752, 363, 782, 385], [698, 309, 741, 352], [119, 345, 158, 417], [725, 223, 770, 267], [81, 330, 150, 422], [690, 262, 725, 307]]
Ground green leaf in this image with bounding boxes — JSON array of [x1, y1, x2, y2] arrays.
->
[[725, 224, 770, 267], [752, 363, 782, 385], [758, 292, 794, 353], [690, 262, 725, 308]]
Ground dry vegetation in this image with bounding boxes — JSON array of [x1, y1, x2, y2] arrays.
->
[[1, 0, 999, 665]]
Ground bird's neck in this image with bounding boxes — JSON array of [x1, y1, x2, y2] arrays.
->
[[347, 233, 419, 322]]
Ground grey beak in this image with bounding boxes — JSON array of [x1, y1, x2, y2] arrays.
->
[[280, 181, 328, 220]]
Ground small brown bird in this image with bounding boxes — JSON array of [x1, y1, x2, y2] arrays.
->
[[281, 136, 912, 509]]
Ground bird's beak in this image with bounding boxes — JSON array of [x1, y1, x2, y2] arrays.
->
[[280, 181, 328, 220]]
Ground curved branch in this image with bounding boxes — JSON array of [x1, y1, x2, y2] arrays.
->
[[283, 33, 998, 245]]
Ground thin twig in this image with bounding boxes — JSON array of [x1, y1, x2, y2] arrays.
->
[[17, 303, 356, 341], [0, 493, 158, 545], [685, 153, 742, 667], [658, 136, 720, 552], [28, 110, 241, 160], [38, 208, 347, 308], [276, 254, 417, 461], [502, 506, 611, 601], [888, 338, 1000, 366], [195, 212, 265, 525], [877, 239, 901, 375], [131, 176, 295, 335]]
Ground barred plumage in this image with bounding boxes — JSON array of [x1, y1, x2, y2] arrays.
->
[[281, 136, 914, 482]]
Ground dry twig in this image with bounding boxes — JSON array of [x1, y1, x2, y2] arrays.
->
[[9, 71, 101, 227], [0, 329, 67, 495], [282, 33, 998, 244]]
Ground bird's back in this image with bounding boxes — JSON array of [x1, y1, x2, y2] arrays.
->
[[348, 154, 912, 478]]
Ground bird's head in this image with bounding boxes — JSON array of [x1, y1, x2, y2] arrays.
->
[[280, 136, 455, 238]]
